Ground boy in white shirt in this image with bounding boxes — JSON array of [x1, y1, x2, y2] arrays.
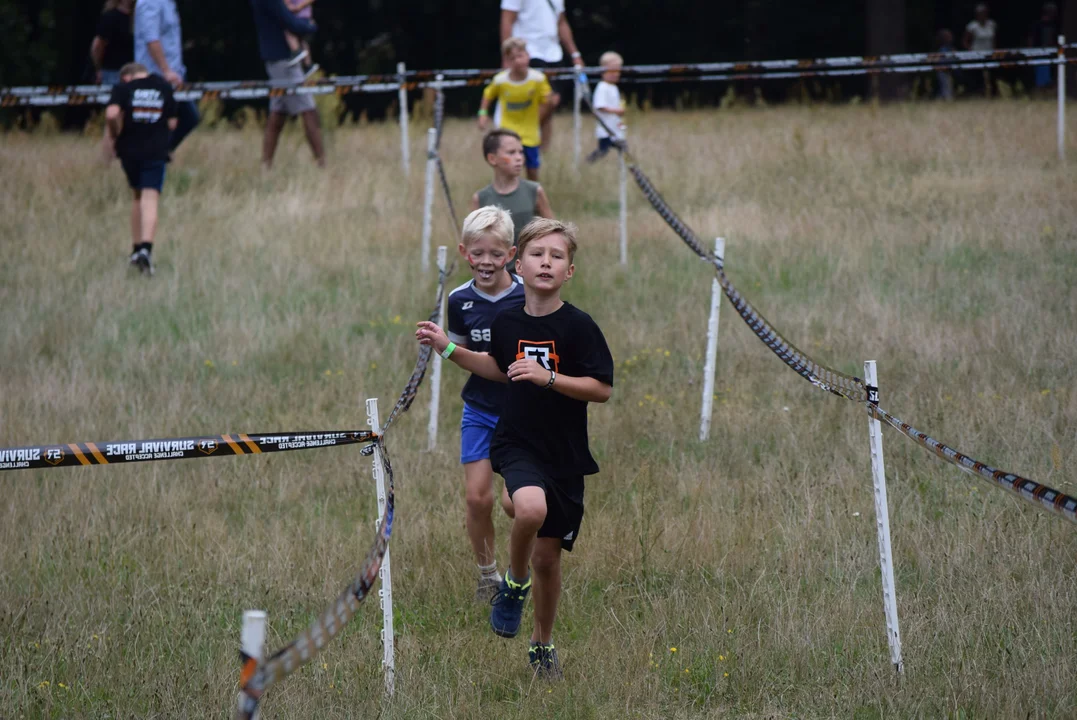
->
[[586, 51, 625, 163]]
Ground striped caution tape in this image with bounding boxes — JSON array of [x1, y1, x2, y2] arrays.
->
[[618, 57, 1070, 86], [867, 403, 1077, 523], [236, 437, 395, 719], [0, 430, 377, 472], [579, 87, 1077, 525], [2, 45, 1066, 107]]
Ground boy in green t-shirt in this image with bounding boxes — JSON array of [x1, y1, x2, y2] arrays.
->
[[470, 128, 554, 246]]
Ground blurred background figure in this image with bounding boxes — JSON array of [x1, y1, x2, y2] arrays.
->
[[90, 0, 134, 87], [499, 0, 584, 150], [135, 0, 200, 154], [283, 0, 319, 78], [963, 3, 997, 97], [1028, 3, 1059, 95], [935, 28, 955, 101]]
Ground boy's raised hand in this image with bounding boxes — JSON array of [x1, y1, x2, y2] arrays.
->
[[507, 357, 551, 386], [416, 321, 449, 353]]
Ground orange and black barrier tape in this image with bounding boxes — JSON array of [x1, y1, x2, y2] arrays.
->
[[0, 431, 377, 472]]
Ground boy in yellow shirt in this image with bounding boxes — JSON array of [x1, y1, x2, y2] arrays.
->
[[478, 37, 553, 181]]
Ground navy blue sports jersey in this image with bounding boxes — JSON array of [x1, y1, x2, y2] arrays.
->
[[447, 277, 526, 414]]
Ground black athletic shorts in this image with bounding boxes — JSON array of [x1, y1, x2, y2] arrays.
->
[[497, 450, 585, 551], [529, 58, 575, 105]]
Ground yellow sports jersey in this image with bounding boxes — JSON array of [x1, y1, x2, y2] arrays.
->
[[482, 69, 552, 148]]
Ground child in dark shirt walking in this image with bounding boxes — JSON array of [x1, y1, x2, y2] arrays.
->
[[105, 62, 177, 275]]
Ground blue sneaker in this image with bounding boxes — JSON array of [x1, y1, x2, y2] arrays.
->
[[489, 571, 531, 638], [529, 641, 563, 680]]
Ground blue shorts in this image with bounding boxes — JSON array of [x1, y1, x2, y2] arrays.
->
[[460, 402, 500, 464], [523, 145, 541, 170], [121, 158, 166, 192]]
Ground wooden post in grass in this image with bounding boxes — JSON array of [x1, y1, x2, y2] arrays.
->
[[428, 246, 448, 451], [367, 398, 395, 696], [864, 361, 903, 673], [699, 238, 725, 441]]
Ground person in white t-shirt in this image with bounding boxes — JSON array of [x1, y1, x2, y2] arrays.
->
[[963, 4, 997, 97], [586, 52, 625, 164], [500, 0, 584, 150]]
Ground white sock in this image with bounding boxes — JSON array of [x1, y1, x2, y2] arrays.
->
[[478, 561, 501, 582]]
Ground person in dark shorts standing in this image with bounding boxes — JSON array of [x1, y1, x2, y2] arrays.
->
[[105, 62, 177, 275], [416, 217, 613, 679], [91, 0, 134, 87]]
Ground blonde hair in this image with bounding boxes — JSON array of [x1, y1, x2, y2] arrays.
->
[[516, 218, 579, 262], [119, 62, 149, 79], [501, 37, 528, 57], [599, 51, 623, 68], [461, 206, 515, 249]]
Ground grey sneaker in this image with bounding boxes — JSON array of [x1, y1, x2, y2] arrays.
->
[[528, 641, 563, 680], [475, 574, 501, 603]]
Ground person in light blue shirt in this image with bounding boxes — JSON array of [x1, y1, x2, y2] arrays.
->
[[134, 0, 199, 154]]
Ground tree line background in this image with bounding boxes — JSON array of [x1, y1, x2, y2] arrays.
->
[[1, 0, 1073, 125]]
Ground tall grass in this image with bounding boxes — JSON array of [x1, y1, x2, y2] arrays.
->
[[2, 100, 1076, 718]]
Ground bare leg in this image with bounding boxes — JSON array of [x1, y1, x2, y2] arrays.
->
[[285, 32, 300, 54], [300, 109, 326, 167], [129, 190, 142, 248], [139, 188, 159, 243], [526, 167, 540, 182], [530, 537, 562, 644], [464, 459, 496, 567], [262, 111, 287, 169], [508, 486, 546, 581]]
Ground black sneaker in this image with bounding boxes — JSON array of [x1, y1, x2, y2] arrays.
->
[[528, 641, 563, 680], [285, 48, 308, 67], [132, 248, 154, 276]]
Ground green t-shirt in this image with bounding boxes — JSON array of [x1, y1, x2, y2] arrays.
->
[[476, 180, 539, 245]]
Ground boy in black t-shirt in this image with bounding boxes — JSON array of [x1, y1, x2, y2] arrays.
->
[[105, 62, 177, 276], [417, 218, 613, 679]]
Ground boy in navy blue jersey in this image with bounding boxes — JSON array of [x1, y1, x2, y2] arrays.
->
[[418, 217, 613, 679], [105, 62, 177, 276], [447, 206, 526, 602]]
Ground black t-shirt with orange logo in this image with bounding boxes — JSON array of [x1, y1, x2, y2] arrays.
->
[[107, 74, 176, 163], [489, 302, 614, 478]]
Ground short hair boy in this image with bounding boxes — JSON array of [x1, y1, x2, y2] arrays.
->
[[105, 61, 178, 275], [586, 51, 626, 163], [477, 37, 554, 181], [416, 217, 614, 679], [471, 129, 555, 246], [447, 206, 525, 602]]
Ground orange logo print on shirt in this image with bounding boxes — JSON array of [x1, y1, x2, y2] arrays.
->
[[516, 340, 560, 372]]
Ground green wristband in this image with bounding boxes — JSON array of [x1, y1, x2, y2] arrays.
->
[[440, 341, 457, 360], [477, 109, 488, 117]]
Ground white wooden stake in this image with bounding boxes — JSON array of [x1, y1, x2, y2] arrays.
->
[[573, 75, 582, 168], [236, 610, 267, 720], [618, 131, 628, 266], [420, 128, 437, 272], [398, 62, 410, 176], [864, 361, 903, 674], [699, 237, 725, 441], [1059, 35, 1067, 163], [428, 246, 448, 451], [366, 398, 395, 697]]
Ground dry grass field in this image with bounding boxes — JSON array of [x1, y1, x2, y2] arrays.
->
[[1, 99, 1076, 718]]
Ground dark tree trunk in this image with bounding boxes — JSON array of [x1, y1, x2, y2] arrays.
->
[[866, 0, 907, 100]]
